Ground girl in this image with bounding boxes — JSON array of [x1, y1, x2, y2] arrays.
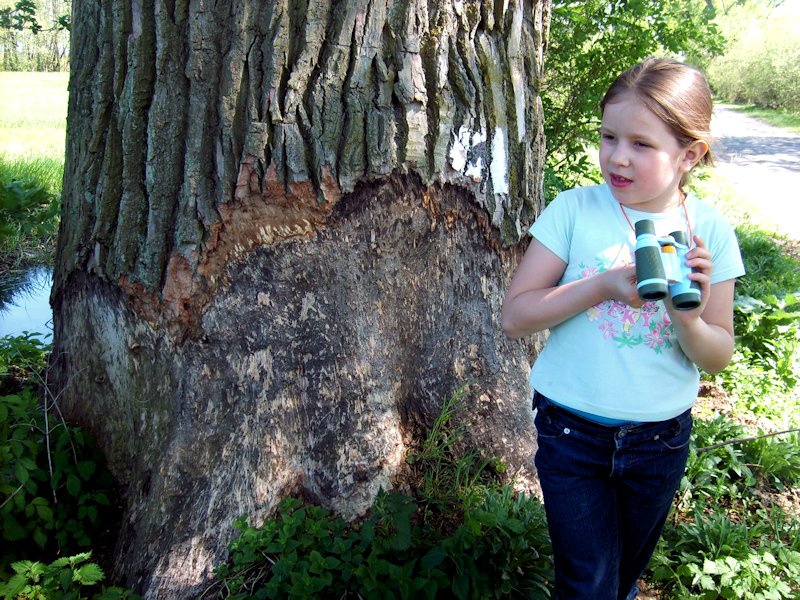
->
[[502, 58, 744, 599]]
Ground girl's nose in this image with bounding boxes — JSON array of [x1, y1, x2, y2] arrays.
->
[[610, 144, 631, 167]]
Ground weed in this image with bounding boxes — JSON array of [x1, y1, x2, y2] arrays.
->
[[735, 225, 800, 299], [0, 335, 120, 574], [652, 510, 800, 599], [744, 432, 800, 489], [0, 157, 61, 273], [0, 551, 140, 599]]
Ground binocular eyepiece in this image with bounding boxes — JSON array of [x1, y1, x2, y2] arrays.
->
[[634, 219, 701, 311]]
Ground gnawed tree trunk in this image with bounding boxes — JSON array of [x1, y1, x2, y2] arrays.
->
[[51, 1, 550, 597]]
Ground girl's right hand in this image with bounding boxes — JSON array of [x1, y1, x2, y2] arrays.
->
[[600, 263, 644, 308], [503, 239, 643, 338]]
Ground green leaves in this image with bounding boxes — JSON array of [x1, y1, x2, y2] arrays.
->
[[544, 0, 724, 199], [0, 1, 40, 33], [0, 336, 119, 570], [0, 1, 70, 34], [650, 414, 800, 597], [0, 552, 138, 600]]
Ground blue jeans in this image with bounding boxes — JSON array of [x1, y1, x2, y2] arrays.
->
[[533, 392, 692, 600]]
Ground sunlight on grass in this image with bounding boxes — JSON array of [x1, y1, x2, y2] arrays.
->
[[0, 72, 69, 159], [0, 73, 67, 270]]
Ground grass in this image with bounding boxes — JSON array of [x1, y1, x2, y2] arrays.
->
[[0, 72, 67, 272], [0, 72, 69, 160]]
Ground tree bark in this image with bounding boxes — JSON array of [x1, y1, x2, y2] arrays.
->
[[51, 0, 550, 597]]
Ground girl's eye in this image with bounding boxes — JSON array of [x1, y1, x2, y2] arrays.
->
[[634, 141, 651, 148], [601, 133, 615, 141]]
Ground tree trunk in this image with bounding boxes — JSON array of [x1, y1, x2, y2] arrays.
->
[[51, 0, 550, 597]]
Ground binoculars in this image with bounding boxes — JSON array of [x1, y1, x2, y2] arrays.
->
[[634, 219, 701, 311]]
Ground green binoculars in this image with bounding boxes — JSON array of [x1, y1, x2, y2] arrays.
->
[[634, 219, 701, 311]]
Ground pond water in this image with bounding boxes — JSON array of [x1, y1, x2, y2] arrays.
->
[[0, 267, 53, 339]]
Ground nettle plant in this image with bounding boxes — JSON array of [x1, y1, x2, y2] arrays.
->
[[0, 334, 118, 570], [0, 552, 138, 600]]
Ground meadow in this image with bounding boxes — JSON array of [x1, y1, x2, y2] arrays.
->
[[1, 73, 799, 599], [0, 72, 67, 275], [0, 72, 69, 161]]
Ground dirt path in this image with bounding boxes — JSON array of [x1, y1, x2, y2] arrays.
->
[[711, 107, 800, 240]]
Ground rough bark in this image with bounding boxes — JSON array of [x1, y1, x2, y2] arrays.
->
[[51, 0, 550, 597]]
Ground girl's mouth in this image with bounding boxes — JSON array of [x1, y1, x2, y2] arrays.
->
[[610, 173, 633, 188]]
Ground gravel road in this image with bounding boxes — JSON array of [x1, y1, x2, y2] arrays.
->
[[711, 107, 800, 240]]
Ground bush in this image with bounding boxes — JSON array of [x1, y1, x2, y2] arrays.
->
[[0, 335, 120, 577]]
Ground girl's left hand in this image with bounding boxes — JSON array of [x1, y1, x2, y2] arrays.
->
[[666, 234, 712, 321]]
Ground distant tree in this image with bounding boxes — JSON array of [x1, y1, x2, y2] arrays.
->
[[706, 0, 800, 111], [0, 0, 70, 71]]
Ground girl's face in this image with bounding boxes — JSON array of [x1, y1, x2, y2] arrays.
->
[[599, 92, 705, 213]]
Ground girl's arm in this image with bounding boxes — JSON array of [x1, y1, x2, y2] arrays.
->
[[667, 235, 736, 373], [501, 238, 643, 339]]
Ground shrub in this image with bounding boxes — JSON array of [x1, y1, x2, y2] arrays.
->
[[0, 335, 119, 575], [0, 552, 139, 600]]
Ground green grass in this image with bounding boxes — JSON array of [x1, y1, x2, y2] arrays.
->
[[0, 72, 68, 160], [0, 72, 67, 271], [0, 154, 64, 195], [718, 102, 800, 134]]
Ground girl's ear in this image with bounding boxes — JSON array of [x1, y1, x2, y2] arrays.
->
[[680, 140, 709, 172]]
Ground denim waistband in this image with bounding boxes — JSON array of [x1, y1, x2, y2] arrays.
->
[[533, 391, 645, 428]]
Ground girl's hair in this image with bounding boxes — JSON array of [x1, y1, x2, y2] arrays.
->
[[600, 57, 714, 169]]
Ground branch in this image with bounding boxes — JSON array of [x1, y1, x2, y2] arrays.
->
[[697, 427, 800, 453]]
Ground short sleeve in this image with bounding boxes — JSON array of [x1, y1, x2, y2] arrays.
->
[[528, 192, 575, 263], [703, 213, 745, 285]]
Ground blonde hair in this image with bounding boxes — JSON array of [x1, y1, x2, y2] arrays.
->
[[600, 57, 714, 170]]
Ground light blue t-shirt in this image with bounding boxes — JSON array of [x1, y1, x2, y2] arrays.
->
[[528, 184, 745, 422]]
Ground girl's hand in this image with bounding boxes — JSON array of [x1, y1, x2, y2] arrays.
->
[[601, 263, 644, 308], [666, 234, 713, 323], [665, 234, 737, 373]]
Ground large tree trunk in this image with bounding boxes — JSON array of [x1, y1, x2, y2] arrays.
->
[[51, 1, 550, 597]]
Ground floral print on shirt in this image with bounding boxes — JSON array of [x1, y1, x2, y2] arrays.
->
[[580, 259, 674, 354]]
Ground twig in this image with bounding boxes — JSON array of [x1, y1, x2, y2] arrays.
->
[[0, 483, 25, 511], [697, 427, 800, 453]]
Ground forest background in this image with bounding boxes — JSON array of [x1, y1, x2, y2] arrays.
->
[[1, 0, 800, 598]]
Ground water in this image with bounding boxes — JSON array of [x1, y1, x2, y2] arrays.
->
[[0, 267, 53, 339]]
